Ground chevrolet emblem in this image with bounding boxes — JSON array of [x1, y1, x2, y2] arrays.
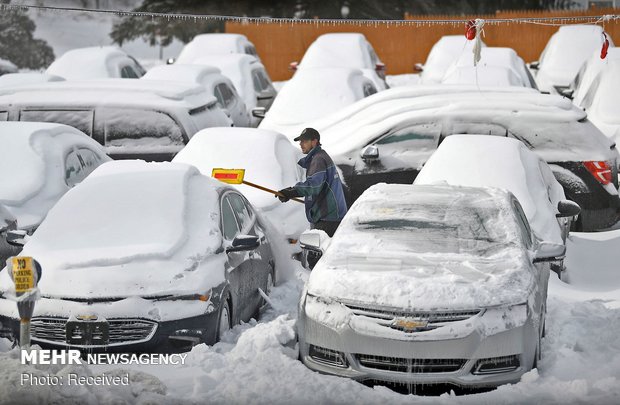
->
[[76, 314, 98, 321], [392, 318, 428, 332]]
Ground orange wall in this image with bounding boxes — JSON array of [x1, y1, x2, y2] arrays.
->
[[226, 8, 620, 81]]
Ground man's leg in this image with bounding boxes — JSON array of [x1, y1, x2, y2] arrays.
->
[[312, 220, 341, 237]]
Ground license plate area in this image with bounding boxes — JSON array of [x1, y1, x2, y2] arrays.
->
[[66, 320, 109, 345]]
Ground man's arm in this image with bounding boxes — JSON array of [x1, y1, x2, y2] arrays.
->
[[294, 157, 327, 197]]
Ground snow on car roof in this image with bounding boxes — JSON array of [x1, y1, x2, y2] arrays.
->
[[442, 66, 525, 87], [307, 183, 534, 310], [317, 90, 613, 162], [46, 46, 133, 80], [193, 54, 263, 108], [0, 122, 108, 227], [573, 48, 620, 106], [0, 73, 64, 88], [421, 35, 486, 83], [414, 135, 565, 245], [260, 67, 368, 132], [173, 127, 301, 208], [142, 64, 222, 84], [299, 33, 377, 69], [177, 33, 253, 63]]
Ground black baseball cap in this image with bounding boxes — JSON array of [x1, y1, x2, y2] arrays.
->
[[294, 127, 320, 142]]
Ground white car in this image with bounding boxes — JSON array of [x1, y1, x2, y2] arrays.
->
[[177, 33, 260, 62], [143, 64, 251, 127], [172, 127, 307, 248], [290, 33, 388, 91], [259, 67, 377, 139], [46, 46, 146, 80], [417, 35, 486, 84], [0, 59, 17, 76], [531, 25, 611, 94], [0, 122, 110, 265], [191, 54, 277, 127], [570, 47, 620, 107], [579, 59, 620, 147], [442, 47, 537, 88], [414, 135, 580, 276], [0, 79, 232, 161], [0, 160, 276, 352], [298, 183, 560, 390]]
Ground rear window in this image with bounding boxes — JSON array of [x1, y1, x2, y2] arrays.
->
[[19, 109, 94, 136], [100, 108, 186, 148]]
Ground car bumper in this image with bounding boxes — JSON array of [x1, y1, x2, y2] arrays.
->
[[0, 296, 221, 353], [298, 296, 538, 388]]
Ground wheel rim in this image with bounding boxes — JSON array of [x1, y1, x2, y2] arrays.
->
[[218, 303, 230, 339]]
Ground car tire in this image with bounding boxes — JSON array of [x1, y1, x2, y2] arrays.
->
[[216, 298, 232, 342]]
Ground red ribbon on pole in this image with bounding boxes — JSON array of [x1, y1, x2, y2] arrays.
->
[[465, 20, 476, 40]]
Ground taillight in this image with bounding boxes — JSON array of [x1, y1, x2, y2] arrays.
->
[[375, 62, 385, 72], [288, 61, 299, 71], [584, 161, 612, 185]]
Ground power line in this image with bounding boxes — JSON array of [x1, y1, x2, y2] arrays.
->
[[1, 3, 619, 26]]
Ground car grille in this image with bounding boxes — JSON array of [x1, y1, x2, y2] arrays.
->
[[344, 304, 482, 332], [356, 354, 467, 373], [31, 317, 157, 346]]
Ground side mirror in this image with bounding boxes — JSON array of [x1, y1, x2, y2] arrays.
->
[[257, 91, 273, 101], [226, 235, 260, 253], [288, 61, 299, 71], [560, 88, 574, 99], [533, 242, 566, 263], [529, 61, 540, 70], [413, 63, 424, 73], [299, 231, 322, 252], [166, 58, 175, 65], [251, 107, 266, 119], [6, 230, 28, 247], [556, 200, 580, 218], [361, 145, 379, 162]]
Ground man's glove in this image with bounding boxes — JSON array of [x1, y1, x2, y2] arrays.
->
[[276, 187, 298, 203]]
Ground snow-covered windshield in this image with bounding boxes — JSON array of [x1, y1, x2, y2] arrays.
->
[[353, 199, 513, 256]]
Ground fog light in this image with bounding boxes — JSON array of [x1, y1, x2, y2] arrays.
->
[[309, 344, 348, 368], [472, 355, 520, 375]]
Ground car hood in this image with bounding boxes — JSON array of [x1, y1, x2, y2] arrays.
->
[[0, 253, 227, 299], [306, 249, 536, 310]]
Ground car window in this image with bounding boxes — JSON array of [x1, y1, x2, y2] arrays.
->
[[245, 45, 257, 57], [377, 123, 440, 147], [581, 74, 601, 110], [100, 108, 186, 148], [64, 147, 103, 187], [227, 192, 253, 232], [19, 109, 94, 136], [120, 65, 140, 79], [512, 199, 533, 248], [221, 196, 240, 240], [213, 85, 226, 108], [363, 82, 377, 97], [368, 45, 379, 66], [215, 83, 235, 108], [251, 69, 272, 93], [128, 56, 147, 76]]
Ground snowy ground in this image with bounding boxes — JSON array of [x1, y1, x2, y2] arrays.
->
[[1, 229, 619, 405]]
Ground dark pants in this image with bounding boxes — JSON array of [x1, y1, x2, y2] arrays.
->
[[310, 220, 341, 237]]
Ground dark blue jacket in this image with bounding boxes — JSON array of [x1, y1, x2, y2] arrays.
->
[[294, 145, 348, 223]]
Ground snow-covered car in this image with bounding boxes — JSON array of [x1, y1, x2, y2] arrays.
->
[[417, 35, 486, 84], [0, 122, 110, 265], [0, 79, 232, 161], [46, 46, 146, 80], [0, 204, 18, 270], [259, 67, 377, 138], [312, 88, 618, 231], [567, 47, 620, 106], [579, 58, 620, 147], [143, 64, 251, 127], [172, 127, 307, 247], [442, 47, 537, 89], [0, 160, 276, 352], [290, 33, 388, 91], [0, 73, 64, 88], [531, 25, 611, 94], [298, 184, 559, 389], [176, 33, 260, 62], [0, 59, 17, 76], [414, 135, 580, 276], [191, 54, 276, 127]]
